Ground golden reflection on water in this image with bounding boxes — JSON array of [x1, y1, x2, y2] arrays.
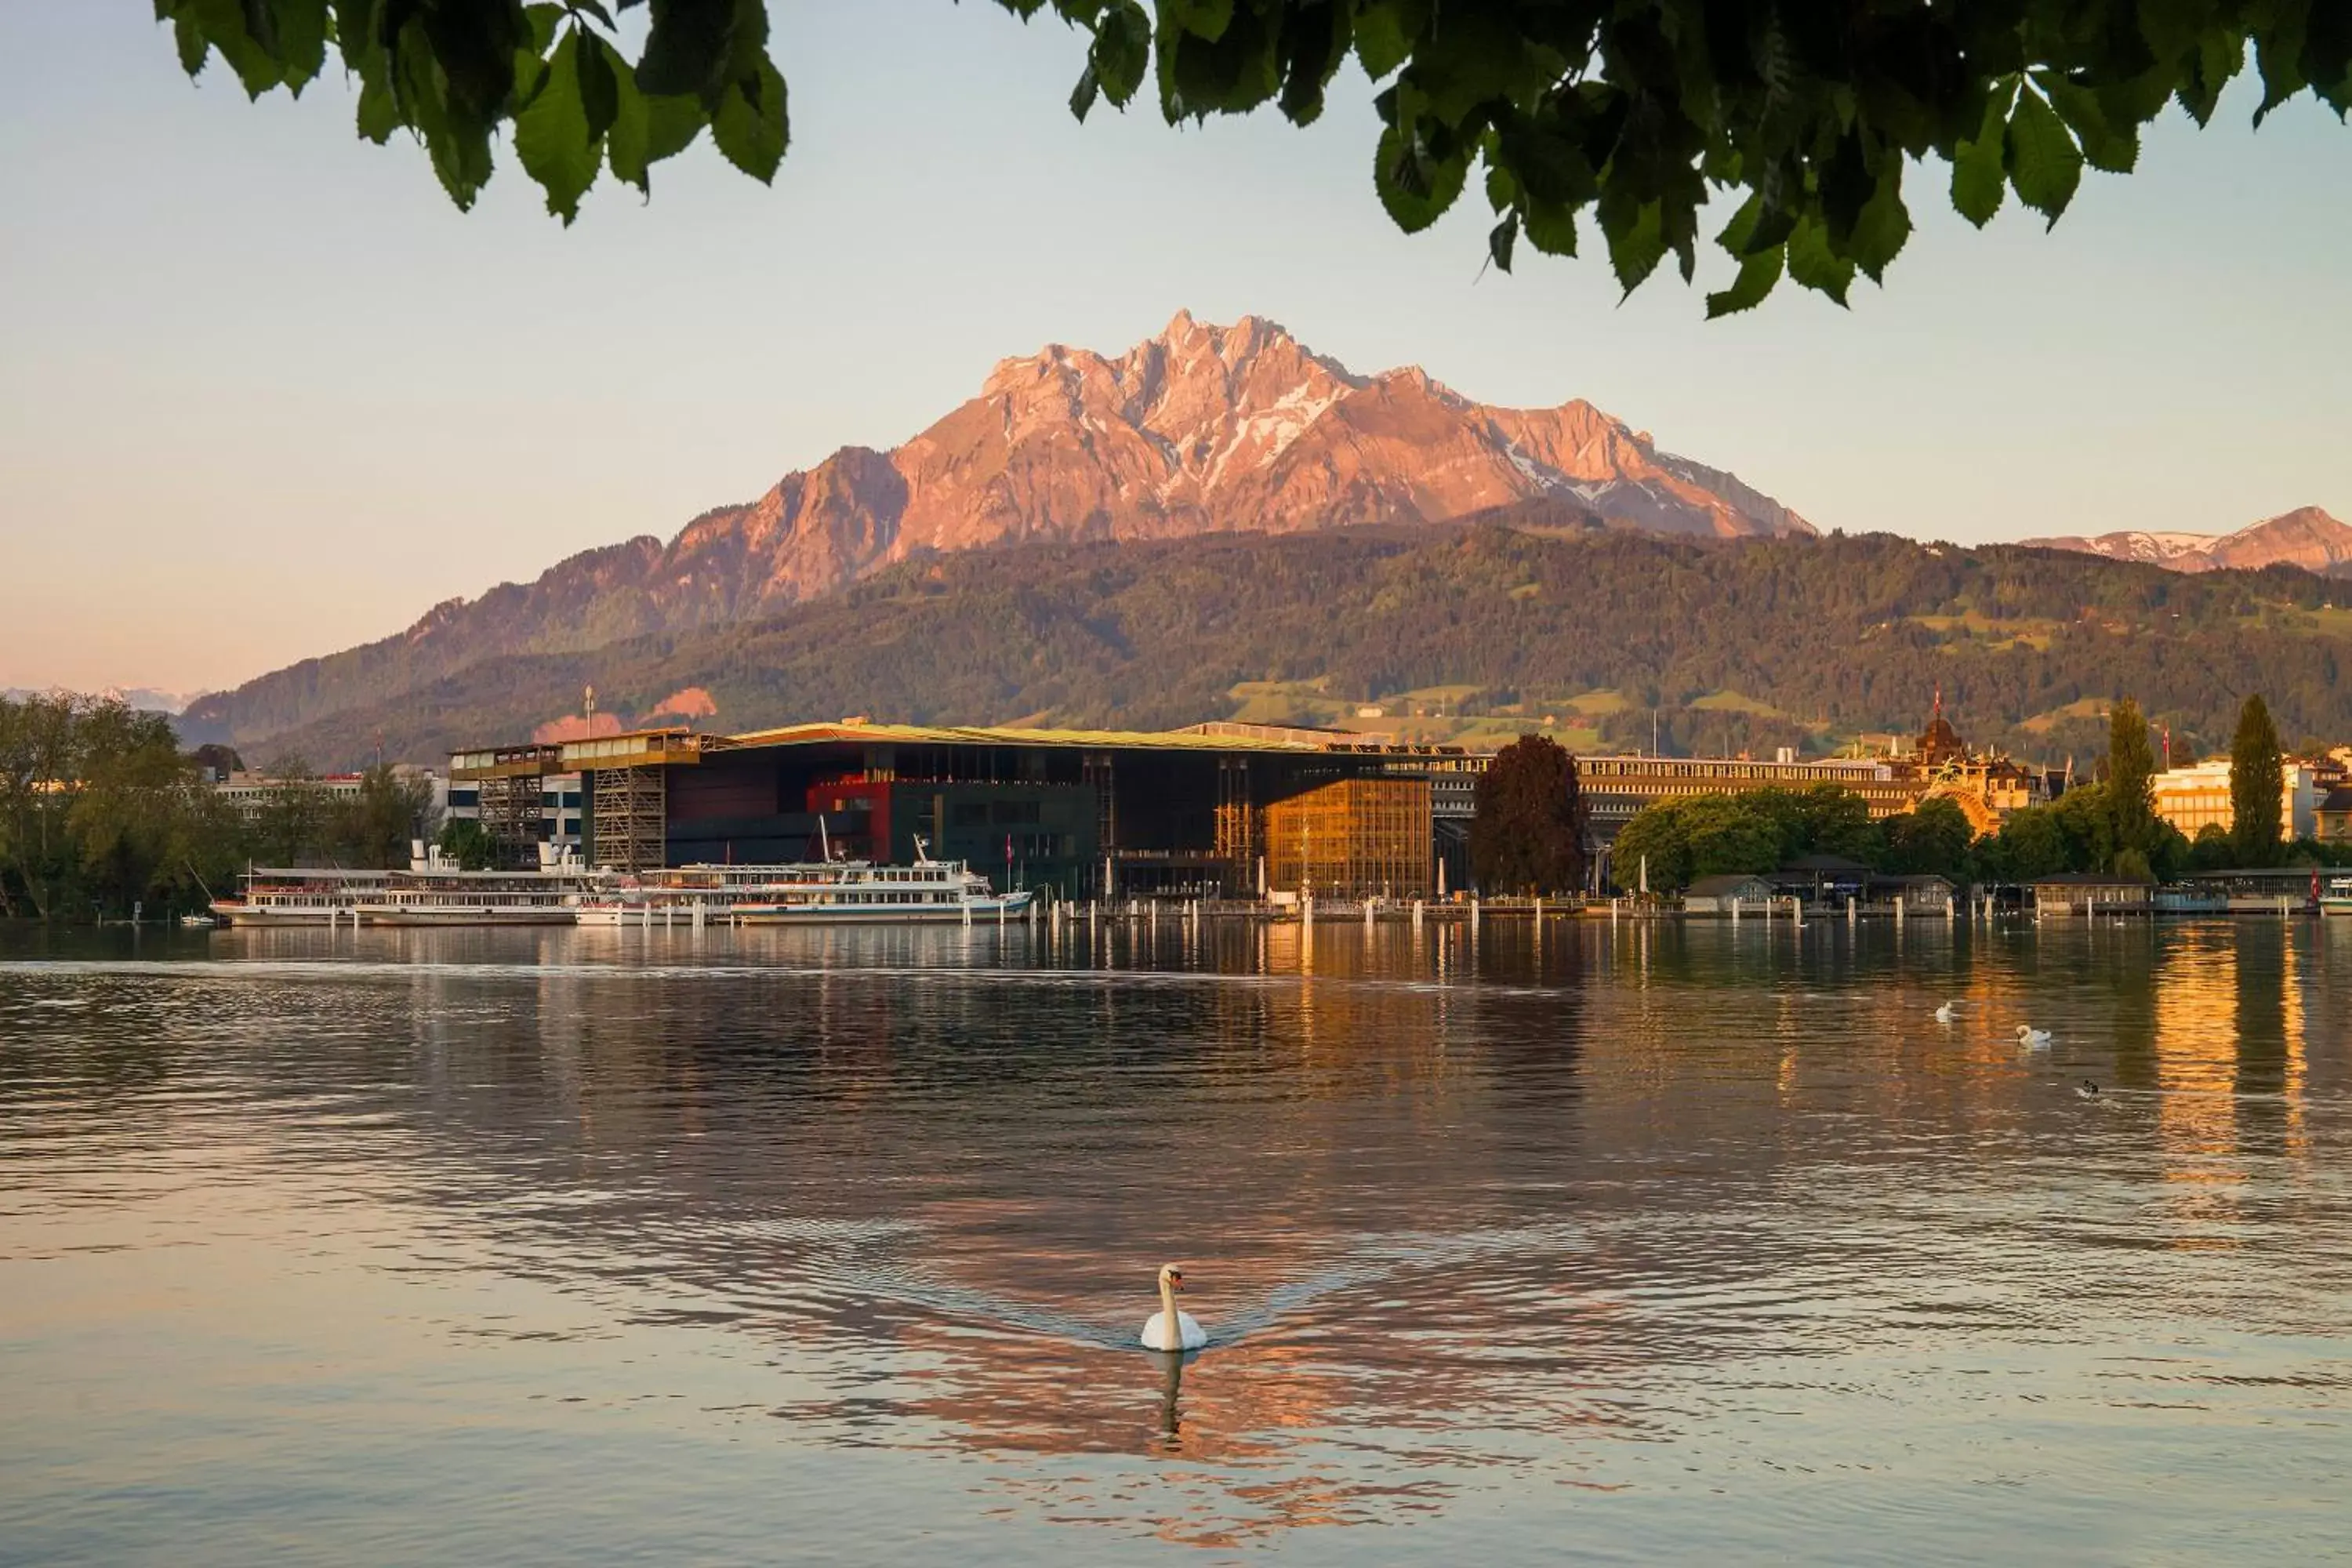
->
[[4, 920, 2350, 1561]]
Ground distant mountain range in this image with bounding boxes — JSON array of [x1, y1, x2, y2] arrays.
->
[[169, 312, 2347, 765], [227, 526, 2352, 775], [6, 686, 202, 715], [2021, 506, 2352, 575], [179, 312, 1809, 747]]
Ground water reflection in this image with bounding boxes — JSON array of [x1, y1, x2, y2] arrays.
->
[[2, 920, 2350, 1560]]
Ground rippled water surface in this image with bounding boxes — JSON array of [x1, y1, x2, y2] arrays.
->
[[3, 917, 2349, 1563]]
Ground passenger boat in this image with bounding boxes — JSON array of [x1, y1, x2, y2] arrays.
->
[[2325, 874, 2352, 915], [579, 840, 1033, 927], [209, 844, 611, 927]]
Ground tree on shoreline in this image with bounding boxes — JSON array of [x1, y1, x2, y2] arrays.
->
[[148, 2, 2351, 312], [2106, 699, 2158, 873], [1470, 735, 1587, 895], [2230, 694, 2285, 866]]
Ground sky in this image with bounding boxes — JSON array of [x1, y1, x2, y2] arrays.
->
[[2, 5, 2349, 698]]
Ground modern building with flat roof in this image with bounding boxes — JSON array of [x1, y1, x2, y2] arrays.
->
[[451, 720, 1478, 899]]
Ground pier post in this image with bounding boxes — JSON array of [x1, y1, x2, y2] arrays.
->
[[1895, 894, 1905, 926], [1413, 898, 1424, 929], [1846, 895, 1856, 925]]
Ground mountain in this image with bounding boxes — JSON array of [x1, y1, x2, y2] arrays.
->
[[2022, 506, 2352, 576], [181, 311, 1809, 748], [249, 526, 2352, 774]]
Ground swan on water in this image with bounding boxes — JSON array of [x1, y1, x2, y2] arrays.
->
[[2016, 1025, 2053, 1048], [1141, 1264, 1207, 1352], [1934, 1002, 1958, 1025]]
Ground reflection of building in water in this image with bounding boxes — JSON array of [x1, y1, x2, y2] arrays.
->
[[2146, 927, 2311, 1203]]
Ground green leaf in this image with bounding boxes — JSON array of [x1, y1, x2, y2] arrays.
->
[[173, 13, 209, 75], [1714, 190, 1762, 255], [1372, 122, 1467, 234], [710, 56, 787, 183], [524, 4, 566, 56], [1160, 0, 1234, 43], [354, 47, 400, 143], [1949, 85, 2012, 228], [636, 0, 736, 98], [575, 28, 620, 142], [1352, 0, 1413, 81], [2038, 74, 2136, 174], [1091, 1, 1149, 107], [514, 27, 602, 222], [1069, 60, 1101, 120], [1486, 213, 1517, 274], [1520, 195, 1578, 256], [1784, 213, 1853, 306], [270, 0, 328, 93], [2004, 86, 2082, 225], [1705, 243, 1784, 318], [1846, 167, 1911, 283], [1602, 198, 1665, 297]]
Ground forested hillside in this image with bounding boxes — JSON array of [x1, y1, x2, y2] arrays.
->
[[238, 526, 2352, 771]]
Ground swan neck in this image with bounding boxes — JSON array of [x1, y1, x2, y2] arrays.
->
[[1159, 1276, 1178, 1331]]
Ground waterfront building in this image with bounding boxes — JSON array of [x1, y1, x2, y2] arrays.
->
[[1577, 706, 2042, 848], [2150, 759, 2325, 842], [450, 720, 1474, 900], [212, 768, 367, 818], [1681, 873, 1774, 914], [2030, 872, 2156, 916], [213, 765, 449, 824], [1263, 778, 1432, 901], [2318, 786, 2352, 845]]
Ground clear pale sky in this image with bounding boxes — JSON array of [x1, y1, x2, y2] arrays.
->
[[3, 5, 2347, 697]]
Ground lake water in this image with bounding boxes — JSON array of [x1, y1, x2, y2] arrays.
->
[[2, 916, 2348, 1564]]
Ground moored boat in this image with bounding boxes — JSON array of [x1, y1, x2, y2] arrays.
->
[[581, 840, 1033, 927]]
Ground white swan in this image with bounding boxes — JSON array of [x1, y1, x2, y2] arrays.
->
[[2016, 1025, 2053, 1048], [1140, 1263, 1207, 1352], [1934, 1002, 1958, 1025]]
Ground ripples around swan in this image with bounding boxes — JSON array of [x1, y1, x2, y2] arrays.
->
[[2, 917, 2349, 1563]]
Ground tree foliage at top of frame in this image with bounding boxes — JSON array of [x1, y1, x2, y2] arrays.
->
[[156, 1, 2350, 311]]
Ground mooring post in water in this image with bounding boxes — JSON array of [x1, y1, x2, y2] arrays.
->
[[1846, 895, 1856, 925]]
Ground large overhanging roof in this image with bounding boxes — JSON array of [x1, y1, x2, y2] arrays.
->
[[451, 720, 1476, 776], [714, 720, 1332, 753]]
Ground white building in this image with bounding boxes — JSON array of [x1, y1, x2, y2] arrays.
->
[[2151, 758, 2325, 844]]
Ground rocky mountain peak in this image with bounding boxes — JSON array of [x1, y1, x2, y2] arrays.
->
[[183, 312, 1819, 746]]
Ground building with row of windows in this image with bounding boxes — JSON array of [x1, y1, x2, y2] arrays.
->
[[2148, 758, 2334, 843], [440, 706, 2050, 899]]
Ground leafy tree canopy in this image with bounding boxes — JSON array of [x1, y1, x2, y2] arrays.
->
[[155, 1, 2352, 311], [2230, 691, 2285, 865], [1470, 732, 1588, 893]]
